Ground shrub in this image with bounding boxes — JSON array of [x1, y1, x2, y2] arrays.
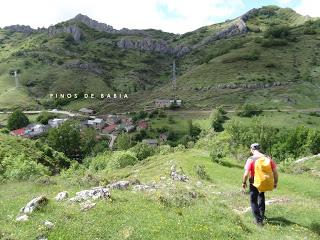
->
[[265, 25, 290, 38], [2, 154, 50, 181], [173, 144, 186, 152], [237, 104, 262, 117], [7, 110, 29, 131], [261, 38, 288, 47], [195, 165, 210, 180], [209, 109, 225, 132], [36, 111, 57, 124], [115, 133, 133, 150], [158, 145, 173, 155], [86, 152, 112, 171], [131, 142, 156, 160], [108, 151, 138, 169], [46, 120, 81, 160], [222, 50, 260, 63], [210, 145, 226, 164]]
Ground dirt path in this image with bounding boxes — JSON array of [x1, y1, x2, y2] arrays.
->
[[233, 197, 291, 214]]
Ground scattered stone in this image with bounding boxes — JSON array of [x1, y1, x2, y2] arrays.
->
[[16, 214, 29, 222], [133, 184, 157, 192], [55, 191, 69, 201], [36, 236, 47, 240], [108, 180, 131, 190], [44, 220, 55, 229], [160, 176, 166, 181], [170, 165, 189, 182], [233, 197, 290, 214], [196, 181, 202, 187], [20, 196, 48, 214], [69, 186, 110, 203], [80, 200, 96, 211]]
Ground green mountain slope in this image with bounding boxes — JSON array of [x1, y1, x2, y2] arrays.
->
[[0, 6, 319, 112]]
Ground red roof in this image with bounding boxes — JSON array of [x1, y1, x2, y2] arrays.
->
[[103, 124, 117, 133], [10, 128, 25, 136], [138, 121, 148, 129]]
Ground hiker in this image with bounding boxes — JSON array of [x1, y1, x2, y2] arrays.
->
[[242, 143, 278, 226]]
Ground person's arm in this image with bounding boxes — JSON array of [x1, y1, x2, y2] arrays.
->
[[273, 168, 278, 188], [242, 169, 250, 190]]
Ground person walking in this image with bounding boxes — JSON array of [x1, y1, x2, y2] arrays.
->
[[242, 143, 278, 226]]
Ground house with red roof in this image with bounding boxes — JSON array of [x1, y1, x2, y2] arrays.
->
[[10, 128, 26, 137], [102, 124, 117, 134], [137, 121, 148, 131]]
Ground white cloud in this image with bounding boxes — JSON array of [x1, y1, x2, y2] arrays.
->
[[295, 0, 320, 17], [0, 0, 244, 34]]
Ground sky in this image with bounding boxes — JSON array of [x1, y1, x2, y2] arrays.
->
[[0, 0, 319, 34]]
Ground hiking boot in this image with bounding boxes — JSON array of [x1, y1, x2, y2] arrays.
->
[[254, 221, 264, 227]]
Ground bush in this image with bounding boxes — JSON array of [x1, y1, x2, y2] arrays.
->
[[265, 25, 290, 38], [108, 151, 138, 169], [209, 109, 225, 132], [85, 152, 112, 171], [7, 110, 29, 131], [1, 154, 50, 181], [46, 120, 81, 160], [237, 104, 262, 117], [115, 133, 133, 150], [36, 111, 57, 125], [158, 145, 173, 155], [210, 145, 226, 164], [195, 165, 210, 180], [132, 142, 156, 160], [222, 50, 260, 63], [261, 38, 288, 47]]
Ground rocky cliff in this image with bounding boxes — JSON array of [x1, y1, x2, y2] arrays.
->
[[48, 25, 82, 41], [3, 25, 36, 34], [117, 38, 190, 57]]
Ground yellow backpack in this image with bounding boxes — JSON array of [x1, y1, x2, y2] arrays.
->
[[253, 156, 274, 192]]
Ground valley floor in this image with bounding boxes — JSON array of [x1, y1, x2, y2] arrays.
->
[[0, 149, 319, 240]]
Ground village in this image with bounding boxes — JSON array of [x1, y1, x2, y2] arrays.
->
[[9, 98, 182, 149]]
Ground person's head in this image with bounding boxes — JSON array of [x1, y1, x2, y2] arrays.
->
[[250, 143, 261, 154]]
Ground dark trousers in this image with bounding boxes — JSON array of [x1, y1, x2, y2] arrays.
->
[[250, 183, 265, 223]]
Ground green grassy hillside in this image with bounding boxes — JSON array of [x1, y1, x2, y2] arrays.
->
[[1, 5, 320, 112], [0, 148, 319, 239]]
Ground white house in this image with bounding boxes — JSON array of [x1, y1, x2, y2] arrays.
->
[[48, 118, 67, 128], [87, 118, 105, 130]]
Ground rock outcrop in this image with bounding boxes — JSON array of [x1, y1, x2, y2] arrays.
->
[[48, 25, 82, 41], [4, 25, 35, 34], [73, 14, 149, 36], [117, 38, 190, 57], [69, 186, 110, 202], [190, 81, 289, 91], [194, 18, 248, 48], [64, 60, 104, 75], [170, 165, 189, 182], [55, 191, 69, 201], [20, 196, 48, 214], [73, 14, 116, 33]]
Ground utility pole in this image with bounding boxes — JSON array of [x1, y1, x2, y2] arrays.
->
[[12, 70, 19, 89], [14, 70, 19, 89], [172, 59, 176, 101]]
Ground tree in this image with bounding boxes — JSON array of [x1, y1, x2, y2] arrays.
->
[[7, 110, 29, 130], [36, 111, 57, 125], [209, 109, 224, 132], [237, 104, 262, 117], [81, 128, 98, 157], [46, 121, 81, 160], [115, 133, 133, 150]]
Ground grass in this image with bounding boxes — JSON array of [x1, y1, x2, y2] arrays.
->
[[0, 149, 319, 239]]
